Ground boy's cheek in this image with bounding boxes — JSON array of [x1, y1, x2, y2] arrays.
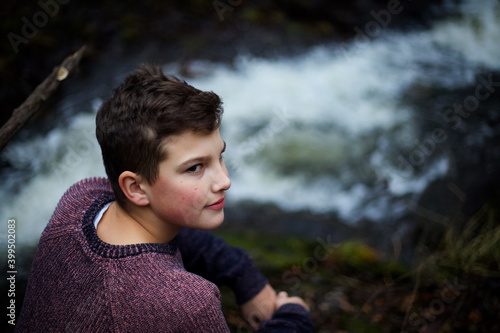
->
[[179, 189, 204, 205], [176, 192, 207, 217], [162, 204, 196, 226]]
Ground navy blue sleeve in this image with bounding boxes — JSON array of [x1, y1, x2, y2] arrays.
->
[[257, 304, 315, 333], [177, 228, 268, 305]]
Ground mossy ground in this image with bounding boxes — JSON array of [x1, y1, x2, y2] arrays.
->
[[214, 205, 500, 332]]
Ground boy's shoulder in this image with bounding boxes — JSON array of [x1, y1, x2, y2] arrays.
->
[[64, 177, 113, 199], [56, 177, 113, 213], [42, 177, 113, 238]]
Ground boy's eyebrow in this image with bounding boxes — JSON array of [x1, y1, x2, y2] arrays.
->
[[178, 141, 226, 169]]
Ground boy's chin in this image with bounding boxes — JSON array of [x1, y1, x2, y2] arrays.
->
[[208, 218, 225, 230], [210, 211, 224, 230], [199, 211, 225, 230]]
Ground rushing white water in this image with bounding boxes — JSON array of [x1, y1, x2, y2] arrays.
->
[[1, 0, 499, 249]]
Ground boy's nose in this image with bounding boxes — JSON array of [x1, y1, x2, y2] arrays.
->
[[211, 162, 231, 193]]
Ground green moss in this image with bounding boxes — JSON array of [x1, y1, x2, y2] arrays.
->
[[335, 241, 379, 265], [213, 230, 313, 273]]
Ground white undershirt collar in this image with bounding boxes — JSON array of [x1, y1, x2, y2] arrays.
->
[[93, 201, 114, 229]]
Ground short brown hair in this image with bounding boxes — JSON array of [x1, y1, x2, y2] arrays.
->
[[96, 64, 223, 207]]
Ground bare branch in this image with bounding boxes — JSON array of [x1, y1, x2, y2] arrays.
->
[[0, 45, 86, 152]]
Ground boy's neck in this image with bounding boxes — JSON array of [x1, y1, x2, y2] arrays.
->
[[96, 202, 180, 245]]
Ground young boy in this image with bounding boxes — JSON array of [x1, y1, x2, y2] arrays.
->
[[16, 64, 314, 332]]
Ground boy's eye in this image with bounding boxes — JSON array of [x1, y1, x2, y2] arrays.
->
[[187, 164, 202, 173]]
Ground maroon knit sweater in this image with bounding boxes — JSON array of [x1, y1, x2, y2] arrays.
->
[[16, 178, 314, 332]]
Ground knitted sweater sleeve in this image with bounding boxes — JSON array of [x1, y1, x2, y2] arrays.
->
[[177, 228, 268, 305], [257, 304, 315, 333], [177, 229, 315, 332]]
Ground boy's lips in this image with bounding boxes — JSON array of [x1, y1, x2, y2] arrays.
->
[[205, 196, 225, 210]]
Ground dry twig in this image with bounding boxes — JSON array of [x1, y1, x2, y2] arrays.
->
[[0, 45, 86, 151]]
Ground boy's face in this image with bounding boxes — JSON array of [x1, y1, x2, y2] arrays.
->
[[142, 129, 231, 230]]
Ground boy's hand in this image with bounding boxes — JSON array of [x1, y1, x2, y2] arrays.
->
[[276, 291, 310, 311], [241, 284, 277, 330]]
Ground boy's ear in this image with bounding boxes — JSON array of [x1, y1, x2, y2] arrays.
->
[[118, 171, 150, 206]]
